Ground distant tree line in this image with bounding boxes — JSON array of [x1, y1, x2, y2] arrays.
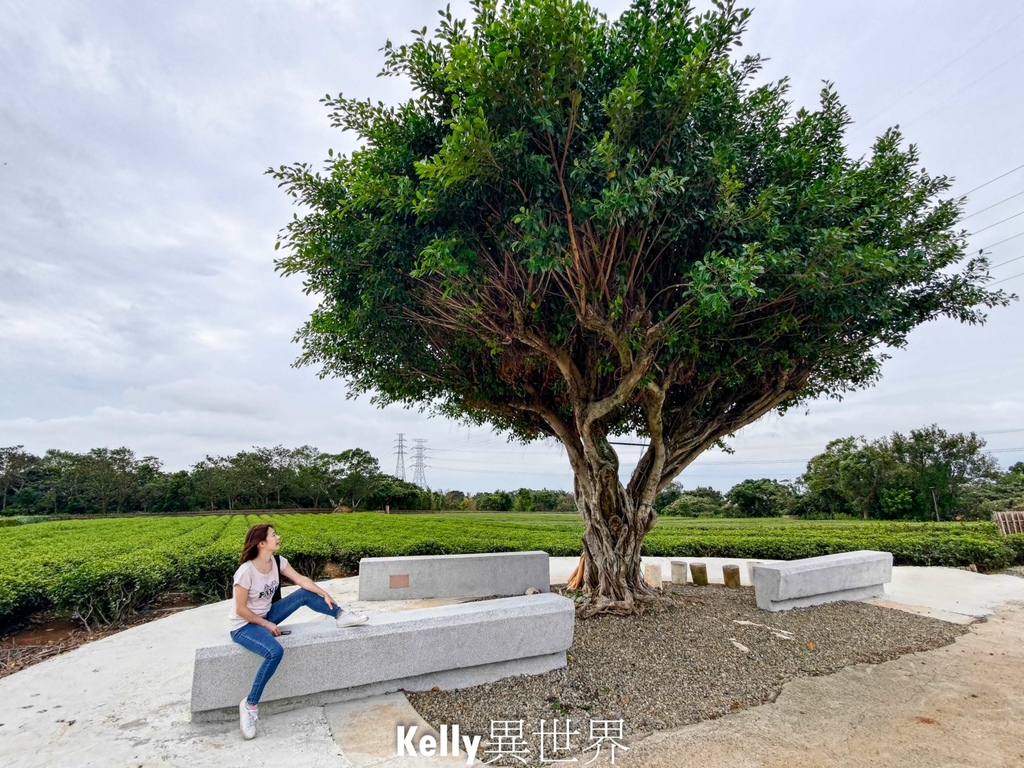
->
[[0, 445, 425, 516], [2, 425, 1019, 520], [0, 444, 577, 517], [653, 425, 1022, 521]]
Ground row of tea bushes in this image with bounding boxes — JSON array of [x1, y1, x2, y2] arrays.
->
[[3, 514, 1020, 630]]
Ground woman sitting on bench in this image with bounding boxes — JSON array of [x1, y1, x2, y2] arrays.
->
[[229, 523, 368, 739]]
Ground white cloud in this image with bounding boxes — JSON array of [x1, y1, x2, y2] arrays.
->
[[1, 0, 1022, 494]]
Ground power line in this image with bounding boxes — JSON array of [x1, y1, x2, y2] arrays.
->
[[434, 465, 570, 477], [978, 229, 1024, 251], [971, 209, 1024, 236], [901, 50, 1024, 130], [431, 440, 520, 453], [991, 253, 1024, 269], [433, 460, 568, 469], [962, 189, 1024, 220], [959, 162, 1024, 198], [989, 270, 1024, 286], [435, 427, 1024, 465], [859, 10, 1024, 126], [429, 434, 501, 449]]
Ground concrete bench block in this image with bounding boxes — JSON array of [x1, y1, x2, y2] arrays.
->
[[752, 550, 892, 612], [358, 551, 550, 601], [190, 593, 574, 721]]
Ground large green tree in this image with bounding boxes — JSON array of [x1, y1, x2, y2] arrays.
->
[[272, 0, 1008, 613], [0, 446, 39, 513], [800, 426, 1000, 520]]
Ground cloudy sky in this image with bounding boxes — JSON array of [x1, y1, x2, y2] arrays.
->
[[2, 0, 1022, 494]]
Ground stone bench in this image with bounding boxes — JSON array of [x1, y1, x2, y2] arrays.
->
[[358, 551, 550, 601], [751, 550, 892, 612], [190, 592, 573, 721]]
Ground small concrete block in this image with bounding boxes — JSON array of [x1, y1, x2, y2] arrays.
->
[[359, 551, 550, 600], [690, 562, 708, 586], [670, 561, 689, 585], [389, 574, 410, 589], [723, 564, 741, 589], [644, 563, 663, 589]]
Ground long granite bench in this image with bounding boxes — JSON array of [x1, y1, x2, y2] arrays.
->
[[190, 592, 573, 722], [751, 550, 892, 612], [358, 551, 550, 601]]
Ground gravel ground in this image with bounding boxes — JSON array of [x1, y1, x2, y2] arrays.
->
[[408, 584, 969, 766]]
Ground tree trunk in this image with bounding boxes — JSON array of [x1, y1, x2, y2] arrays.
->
[[572, 450, 658, 616]]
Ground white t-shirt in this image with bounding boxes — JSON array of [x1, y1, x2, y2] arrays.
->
[[228, 556, 289, 632]]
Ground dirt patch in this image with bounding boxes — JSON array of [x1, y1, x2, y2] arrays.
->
[[1, 592, 206, 679], [0, 562, 357, 679], [323, 562, 358, 579], [996, 565, 1024, 579]]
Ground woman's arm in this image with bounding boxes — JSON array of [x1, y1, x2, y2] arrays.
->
[[280, 563, 337, 610], [233, 584, 282, 635]]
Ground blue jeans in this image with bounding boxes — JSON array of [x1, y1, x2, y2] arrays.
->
[[230, 588, 341, 705]]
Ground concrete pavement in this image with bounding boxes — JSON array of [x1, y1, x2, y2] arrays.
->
[[1, 558, 1022, 767]]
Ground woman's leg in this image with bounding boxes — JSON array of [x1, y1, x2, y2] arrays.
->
[[231, 624, 284, 705], [264, 588, 341, 625]]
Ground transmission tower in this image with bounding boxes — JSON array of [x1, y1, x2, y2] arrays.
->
[[411, 439, 428, 487], [394, 433, 407, 481]]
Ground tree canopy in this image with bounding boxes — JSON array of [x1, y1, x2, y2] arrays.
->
[[798, 425, 1001, 520], [272, 0, 1009, 612]]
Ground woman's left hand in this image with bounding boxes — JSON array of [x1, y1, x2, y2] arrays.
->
[[321, 593, 337, 610]]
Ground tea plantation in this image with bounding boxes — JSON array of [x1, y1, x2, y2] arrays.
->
[[3, 513, 1021, 631]]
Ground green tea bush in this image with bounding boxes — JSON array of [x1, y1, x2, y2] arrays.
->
[[1, 513, 1017, 632], [51, 551, 177, 628], [1003, 534, 1024, 565], [643, 523, 1016, 569]]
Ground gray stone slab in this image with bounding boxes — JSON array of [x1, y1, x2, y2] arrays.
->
[[358, 551, 550, 600], [752, 550, 893, 612], [191, 592, 573, 720], [323, 693, 468, 767]]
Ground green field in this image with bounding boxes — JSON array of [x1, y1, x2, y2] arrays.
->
[[3, 513, 1022, 631]]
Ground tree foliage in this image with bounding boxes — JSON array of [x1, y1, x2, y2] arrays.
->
[[726, 477, 792, 517], [0, 446, 39, 512], [267, 0, 1006, 609], [662, 486, 731, 517], [274, 0, 1005, 448], [0, 444, 405, 516], [798, 425, 1000, 520]]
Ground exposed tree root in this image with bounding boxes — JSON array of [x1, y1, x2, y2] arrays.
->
[[575, 582, 664, 617], [577, 595, 642, 618]]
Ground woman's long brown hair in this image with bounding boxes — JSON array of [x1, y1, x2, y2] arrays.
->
[[239, 523, 273, 564]]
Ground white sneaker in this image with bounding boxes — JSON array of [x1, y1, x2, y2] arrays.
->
[[335, 609, 369, 628], [239, 699, 258, 740]]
